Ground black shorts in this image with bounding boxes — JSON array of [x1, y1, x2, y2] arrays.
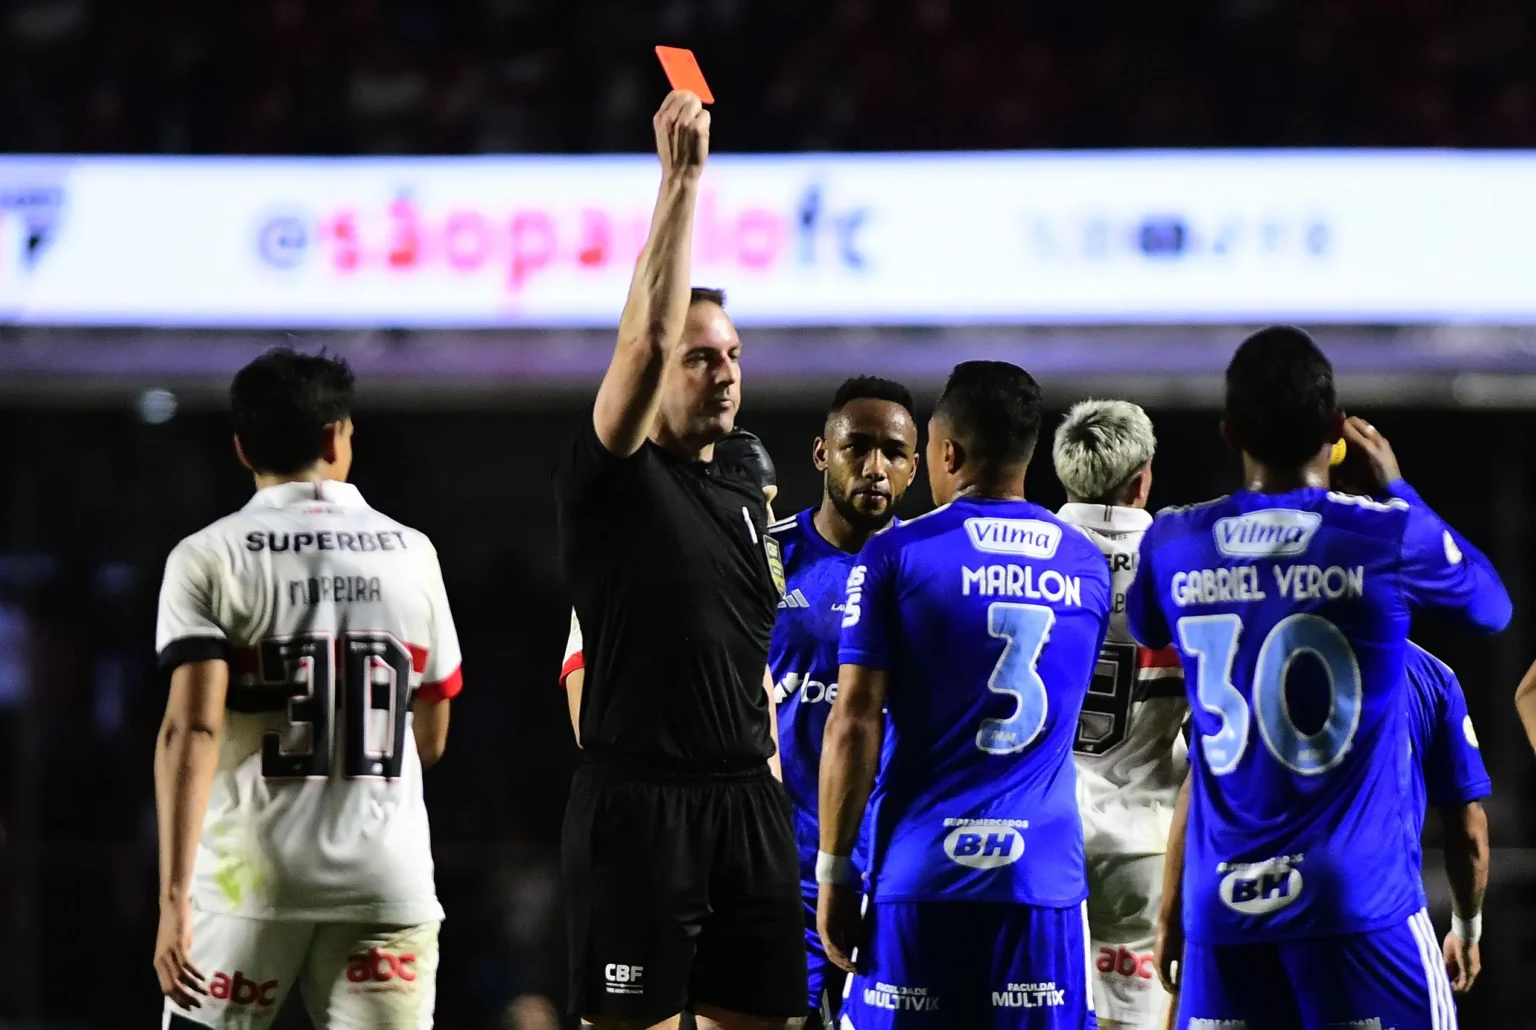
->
[[562, 760, 807, 1022]]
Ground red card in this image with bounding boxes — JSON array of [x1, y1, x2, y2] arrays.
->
[[655, 46, 714, 104]]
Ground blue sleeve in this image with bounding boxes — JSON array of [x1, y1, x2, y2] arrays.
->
[[1126, 519, 1171, 650], [1423, 671, 1492, 808], [1390, 481, 1512, 634], [838, 533, 898, 670]]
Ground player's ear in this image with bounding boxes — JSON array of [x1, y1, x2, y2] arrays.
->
[[319, 419, 351, 465], [1131, 461, 1153, 507], [232, 434, 253, 472], [812, 436, 828, 472], [944, 438, 963, 475], [1218, 419, 1238, 452], [1326, 409, 1345, 443]]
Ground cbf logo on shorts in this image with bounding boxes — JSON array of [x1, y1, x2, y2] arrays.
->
[[1218, 855, 1304, 915], [604, 964, 644, 996], [942, 818, 1027, 869]]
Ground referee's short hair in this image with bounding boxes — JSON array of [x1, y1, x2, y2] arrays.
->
[[1052, 399, 1156, 504]]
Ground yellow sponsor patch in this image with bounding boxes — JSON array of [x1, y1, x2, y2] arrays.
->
[[763, 534, 787, 597]]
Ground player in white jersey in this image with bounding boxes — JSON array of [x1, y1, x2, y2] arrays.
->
[[1051, 399, 1187, 1029], [153, 349, 463, 1030]]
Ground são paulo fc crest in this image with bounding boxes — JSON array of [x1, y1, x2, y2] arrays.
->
[[763, 534, 787, 597]]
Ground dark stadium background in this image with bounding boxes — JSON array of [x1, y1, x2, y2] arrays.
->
[[2, 0, 1535, 1026]]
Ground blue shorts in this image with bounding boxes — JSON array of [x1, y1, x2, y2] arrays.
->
[[1176, 909, 1457, 1029], [803, 879, 848, 1018], [840, 900, 1096, 1030]]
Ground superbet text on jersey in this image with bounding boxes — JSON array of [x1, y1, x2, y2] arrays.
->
[[156, 480, 462, 923], [1127, 482, 1508, 1026]]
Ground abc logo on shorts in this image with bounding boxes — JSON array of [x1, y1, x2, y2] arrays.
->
[[943, 825, 1025, 869]]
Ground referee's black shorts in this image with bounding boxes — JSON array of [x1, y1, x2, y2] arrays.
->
[[562, 758, 807, 1022]]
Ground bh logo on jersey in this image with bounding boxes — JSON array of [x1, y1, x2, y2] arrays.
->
[[942, 819, 1027, 869], [209, 970, 279, 1008], [605, 964, 644, 996], [1218, 855, 1304, 915], [346, 948, 418, 992]]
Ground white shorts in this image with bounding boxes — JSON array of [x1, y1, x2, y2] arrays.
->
[[1085, 852, 1172, 1029], [162, 910, 439, 1030]]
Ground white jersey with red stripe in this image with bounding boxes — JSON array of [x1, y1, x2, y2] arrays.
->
[[1059, 502, 1188, 858], [560, 608, 583, 685], [155, 480, 462, 924]]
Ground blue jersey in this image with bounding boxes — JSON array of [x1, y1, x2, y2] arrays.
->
[[838, 497, 1113, 906], [767, 507, 883, 879], [1127, 481, 1510, 944], [1404, 642, 1491, 866]]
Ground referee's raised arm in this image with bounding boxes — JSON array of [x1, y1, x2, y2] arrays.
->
[[555, 90, 805, 1030], [593, 89, 710, 458]]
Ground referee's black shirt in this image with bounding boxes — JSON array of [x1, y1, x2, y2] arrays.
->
[[554, 419, 781, 772]]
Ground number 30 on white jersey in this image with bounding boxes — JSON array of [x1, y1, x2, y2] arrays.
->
[[155, 480, 461, 924]]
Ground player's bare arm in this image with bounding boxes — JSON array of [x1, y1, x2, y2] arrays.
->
[[816, 663, 887, 974], [764, 666, 783, 781], [153, 656, 229, 1011], [1439, 799, 1488, 993], [592, 90, 709, 457], [564, 667, 585, 745], [1513, 656, 1536, 755], [413, 698, 451, 768], [1155, 772, 1191, 996]]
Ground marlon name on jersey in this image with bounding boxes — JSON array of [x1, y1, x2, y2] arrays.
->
[[959, 518, 1085, 605]]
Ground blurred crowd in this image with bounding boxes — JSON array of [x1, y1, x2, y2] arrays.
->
[[2, 0, 1532, 155]]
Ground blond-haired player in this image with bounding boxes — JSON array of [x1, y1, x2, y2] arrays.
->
[[1052, 399, 1187, 1029], [153, 348, 462, 1029]]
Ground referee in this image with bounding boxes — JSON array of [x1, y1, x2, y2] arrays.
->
[[553, 91, 805, 1030]]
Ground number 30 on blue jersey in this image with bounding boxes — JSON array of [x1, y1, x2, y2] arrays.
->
[[1178, 613, 1363, 776]]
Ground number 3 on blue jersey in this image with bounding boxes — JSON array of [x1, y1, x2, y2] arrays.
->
[[977, 602, 1055, 755], [1179, 613, 1363, 776]]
